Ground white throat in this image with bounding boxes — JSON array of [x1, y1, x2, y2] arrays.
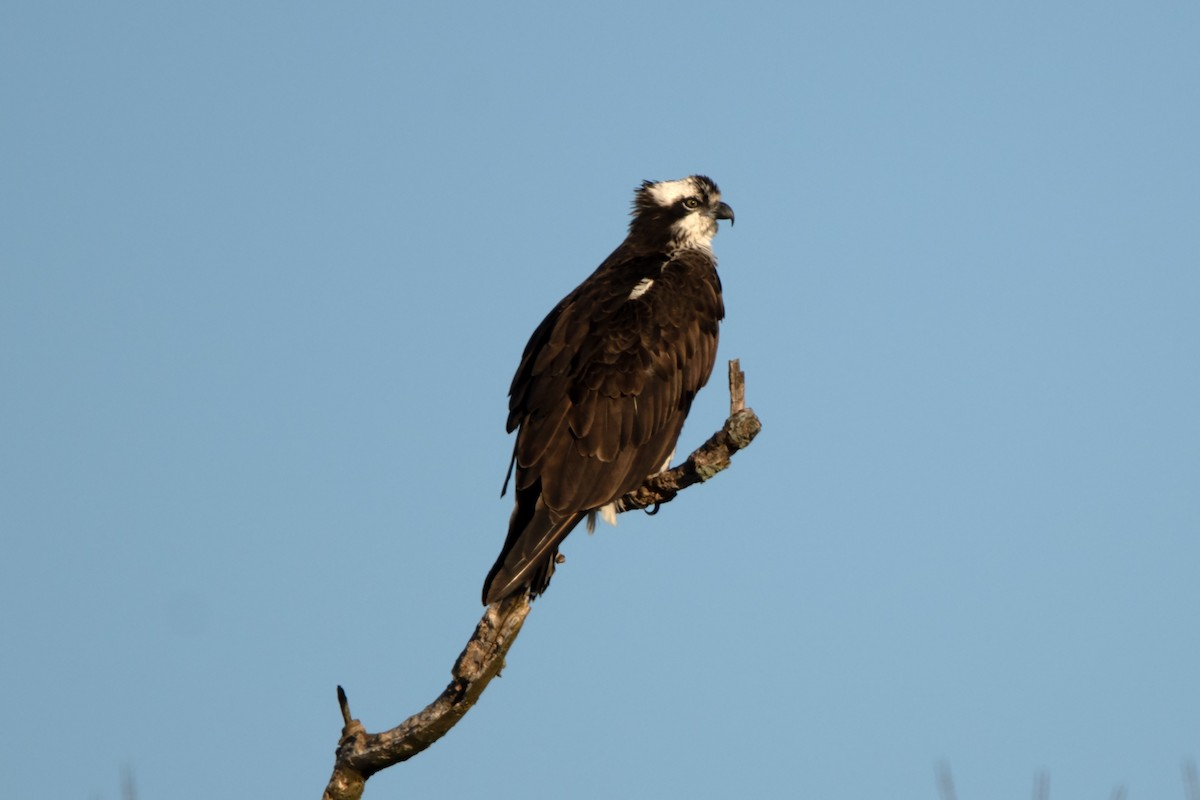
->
[[669, 213, 719, 252]]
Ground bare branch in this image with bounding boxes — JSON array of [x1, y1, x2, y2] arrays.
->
[[936, 762, 957, 800], [121, 765, 137, 800], [1185, 759, 1200, 800], [1033, 770, 1049, 800], [323, 360, 761, 799], [323, 595, 531, 800]]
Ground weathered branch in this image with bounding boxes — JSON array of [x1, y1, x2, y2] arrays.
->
[[323, 595, 531, 800], [323, 360, 762, 800]]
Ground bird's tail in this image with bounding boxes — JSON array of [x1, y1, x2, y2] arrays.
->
[[482, 493, 585, 605]]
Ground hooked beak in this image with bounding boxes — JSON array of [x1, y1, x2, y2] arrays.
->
[[715, 201, 735, 226]]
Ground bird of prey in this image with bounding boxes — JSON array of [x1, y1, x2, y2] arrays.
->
[[482, 175, 734, 605]]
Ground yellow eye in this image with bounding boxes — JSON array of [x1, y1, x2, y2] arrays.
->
[[682, 197, 701, 210]]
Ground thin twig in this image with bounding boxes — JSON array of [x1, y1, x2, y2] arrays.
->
[[337, 686, 352, 727], [1033, 770, 1049, 800], [729, 358, 746, 415], [1185, 759, 1200, 800], [936, 762, 957, 800]]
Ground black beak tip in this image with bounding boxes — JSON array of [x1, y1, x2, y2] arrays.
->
[[717, 202, 735, 226]]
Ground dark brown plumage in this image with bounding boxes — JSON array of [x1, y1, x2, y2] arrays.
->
[[482, 175, 733, 604]]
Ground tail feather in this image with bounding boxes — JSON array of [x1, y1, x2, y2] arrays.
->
[[482, 496, 585, 605]]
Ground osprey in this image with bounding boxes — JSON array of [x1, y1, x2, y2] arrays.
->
[[482, 175, 734, 605]]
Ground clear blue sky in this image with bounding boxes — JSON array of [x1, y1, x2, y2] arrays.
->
[[3, 2, 1198, 798]]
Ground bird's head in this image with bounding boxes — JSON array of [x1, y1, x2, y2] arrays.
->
[[629, 175, 734, 252]]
